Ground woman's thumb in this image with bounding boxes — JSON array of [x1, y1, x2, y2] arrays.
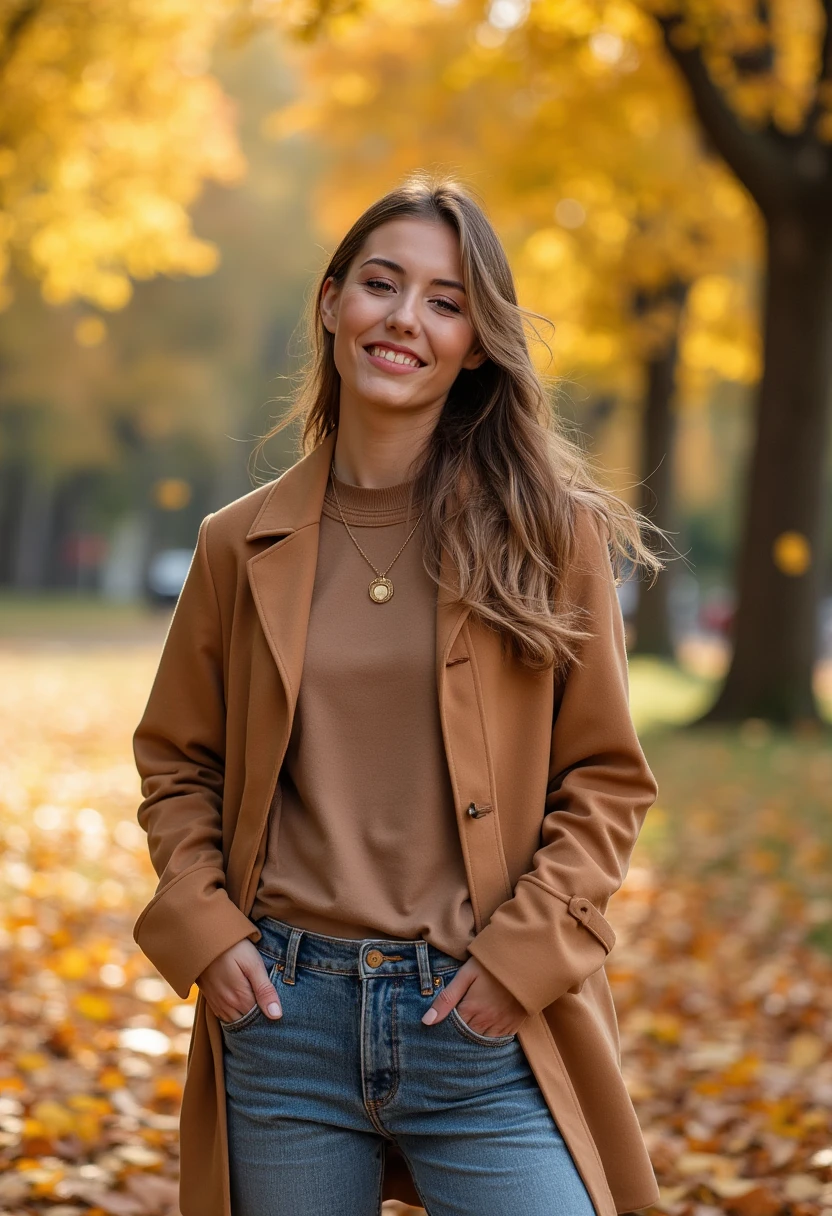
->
[[252, 965, 283, 1019]]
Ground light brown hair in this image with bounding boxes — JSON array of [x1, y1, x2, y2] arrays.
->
[[253, 171, 667, 675]]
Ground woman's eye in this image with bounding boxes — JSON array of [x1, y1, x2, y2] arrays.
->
[[365, 279, 461, 315]]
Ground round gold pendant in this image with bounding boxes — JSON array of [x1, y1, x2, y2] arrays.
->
[[368, 577, 394, 604]]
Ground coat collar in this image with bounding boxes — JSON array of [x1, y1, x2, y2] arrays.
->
[[245, 428, 338, 542], [244, 428, 473, 720]]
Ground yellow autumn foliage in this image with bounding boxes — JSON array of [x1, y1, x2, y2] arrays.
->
[[0, 0, 245, 310]]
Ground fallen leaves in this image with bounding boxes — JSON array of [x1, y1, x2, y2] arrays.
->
[[619, 723, 832, 1216], [1, 639, 832, 1214], [0, 639, 191, 1214]]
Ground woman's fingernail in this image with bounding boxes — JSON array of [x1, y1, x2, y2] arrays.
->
[[422, 1008, 438, 1025], [267, 1003, 282, 1018]]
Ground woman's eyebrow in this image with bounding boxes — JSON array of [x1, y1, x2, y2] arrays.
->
[[358, 256, 466, 293]]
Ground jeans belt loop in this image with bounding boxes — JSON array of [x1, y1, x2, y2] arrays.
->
[[282, 927, 303, 984], [415, 940, 434, 995]]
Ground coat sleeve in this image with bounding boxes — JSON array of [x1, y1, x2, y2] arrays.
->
[[132, 513, 259, 999], [466, 503, 658, 1017]]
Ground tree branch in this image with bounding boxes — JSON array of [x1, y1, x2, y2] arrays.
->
[[0, 0, 42, 77], [802, 0, 832, 141], [654, 11, 792, 208]]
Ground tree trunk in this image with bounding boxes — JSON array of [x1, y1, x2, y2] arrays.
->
[[12, 463, 57, 590], [0, 458, 26, 585], [632, 314, 683, 659], [699, 213, 832, 725]]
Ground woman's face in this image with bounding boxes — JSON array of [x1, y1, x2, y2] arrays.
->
[[319, 217, 487, 421]]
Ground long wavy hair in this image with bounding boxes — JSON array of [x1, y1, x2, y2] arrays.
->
[[252, 171, 667, 676]]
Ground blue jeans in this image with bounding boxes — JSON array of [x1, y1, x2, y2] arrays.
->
[[220, 916, 595, 1216]]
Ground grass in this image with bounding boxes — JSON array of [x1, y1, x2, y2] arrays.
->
[[0, 593, 170, 645], [625, 651, 832, 938]]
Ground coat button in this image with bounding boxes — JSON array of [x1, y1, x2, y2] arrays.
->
[[467, 802, 492, 818], [366, 949, 384, 968]]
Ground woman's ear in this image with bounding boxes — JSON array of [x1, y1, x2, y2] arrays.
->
[[319, 275, 340, 334]]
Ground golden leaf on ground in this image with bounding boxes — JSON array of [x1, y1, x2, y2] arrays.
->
[[74, 993, 113, 1021], [787, 1033, 825, 1070], [782, 1173, 825, 1200]]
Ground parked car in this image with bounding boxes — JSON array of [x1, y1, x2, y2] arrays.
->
[[699, 586, 736, 638], [145, 548, 194, 606]]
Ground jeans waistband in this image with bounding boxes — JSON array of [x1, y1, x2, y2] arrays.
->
[[254, 916, 466, 995]]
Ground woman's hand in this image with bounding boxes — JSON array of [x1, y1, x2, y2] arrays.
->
[[196, 939, 283, 1023], [421, 956, 527, 1037]]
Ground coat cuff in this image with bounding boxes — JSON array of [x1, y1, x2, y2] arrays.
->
[[465, 875, 616, 1017], [133, 865, 261, 999]]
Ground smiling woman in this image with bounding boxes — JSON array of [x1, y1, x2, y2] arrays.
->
[[132, 171, 668, 1216], [319, 217, 488, 409]]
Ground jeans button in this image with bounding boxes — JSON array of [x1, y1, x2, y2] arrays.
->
[[366, 949, 383, 968]]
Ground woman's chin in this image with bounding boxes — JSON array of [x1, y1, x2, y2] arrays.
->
[[343, 375, 422, 408]]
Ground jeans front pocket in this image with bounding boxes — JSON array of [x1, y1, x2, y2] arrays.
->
[[448, 1004, 518, 1047], [219, 955, 281, 1034], [434, 970, 518, 1047]]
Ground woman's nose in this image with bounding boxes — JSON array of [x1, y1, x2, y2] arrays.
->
[[387, 297, 420, 333]]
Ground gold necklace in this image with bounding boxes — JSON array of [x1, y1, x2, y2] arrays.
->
[[328, 461, 424, 604]]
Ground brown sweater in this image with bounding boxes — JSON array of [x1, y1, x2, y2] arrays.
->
[[250, 470, 475, 959]]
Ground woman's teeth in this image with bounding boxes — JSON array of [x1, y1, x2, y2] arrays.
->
[[367, 345, 422, 367]]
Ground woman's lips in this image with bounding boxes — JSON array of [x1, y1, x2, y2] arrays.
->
[[363, 346, 425, 375]]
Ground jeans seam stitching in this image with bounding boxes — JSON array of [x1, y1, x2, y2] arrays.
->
[[366, 980, 402, 1112], [359, 977, 389, 1136], [400, 1148, 434, 1216], [387, 980, 401, 1106], [253, 955, 460, 979], [219, 1003, 260, 1031]]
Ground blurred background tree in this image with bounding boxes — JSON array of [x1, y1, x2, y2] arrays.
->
[[263, 0, 761, 667], [0, 0, 830, 727], [269, 0, 832, 724], [0, 5, 322, 594], [0, 0, 241, 310], [645, 1, 832, 725]]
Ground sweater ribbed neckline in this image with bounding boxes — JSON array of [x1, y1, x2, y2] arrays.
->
[[322, 470, 424, 527]]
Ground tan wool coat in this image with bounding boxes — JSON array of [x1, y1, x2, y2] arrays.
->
[[132, 427, 661, 1216]]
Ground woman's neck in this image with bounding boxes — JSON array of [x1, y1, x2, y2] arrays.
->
[[330, 414, 434, 489]]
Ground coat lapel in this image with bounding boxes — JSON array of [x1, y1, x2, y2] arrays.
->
[[244, 429, 335, 718]]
